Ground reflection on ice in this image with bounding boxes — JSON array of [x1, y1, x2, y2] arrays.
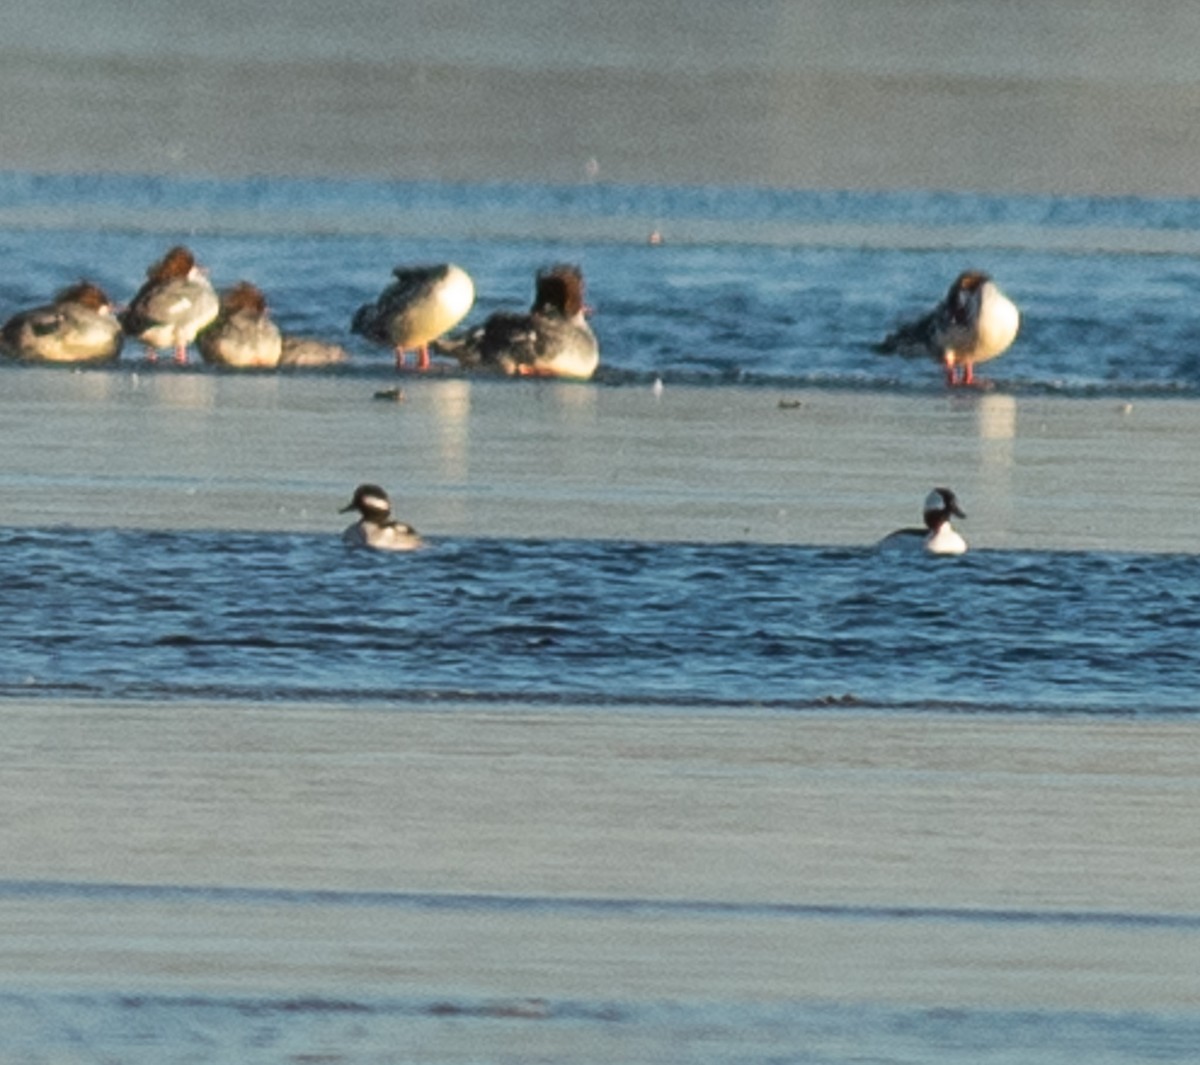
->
[[974, 392, 1017, 544], [427, 379, 471, 482], [138, 372, 217, 411], [976, 392, 1017, 444]]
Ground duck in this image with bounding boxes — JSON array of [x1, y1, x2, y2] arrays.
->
[[197, 281, 348, 369], [0, 281, 123, 364], [434, 263, 599, 380], [878, 487, 968, 555], [351, 263, 475, 371], [196, 281, 282, 368], [876, 270, 1019, 386], [120, 245, 220, 364], [279, 335, 348, 368], [340, 483, 424, 551]]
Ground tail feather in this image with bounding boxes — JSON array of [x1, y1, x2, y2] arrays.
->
[[118, 305, 156, 337], [350, 303, 375, 337], [431, 328, 482, 366], [875, 311, 937, 357]]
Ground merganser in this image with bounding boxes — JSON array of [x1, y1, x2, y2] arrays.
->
[[434, 263, 599, 380], [878, 487, 968, 555], [120, 245, 220, 364], [351, 263, 474, 371], [279, 335, 348, 367], [197, 281, 282, 369], [876, 271, 1019, 386], [0, 281, 123, 364], [340, 483, 424, 551]]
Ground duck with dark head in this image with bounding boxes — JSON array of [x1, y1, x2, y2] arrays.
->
[[435, 263, 599, 380], [876, 270, 1019, 386], [339, 484, 424, 552], [878, 487, 968, 555]]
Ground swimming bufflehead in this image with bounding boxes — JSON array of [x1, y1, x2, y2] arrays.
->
[[1, 281, 123, 364], [434, 263, 599, 380], [340, 484, 424, 552], [351, 263, 475, 371], [120, 245, 220, 364], [878, 487, 968, 555], [876, 270, 1019, 386]]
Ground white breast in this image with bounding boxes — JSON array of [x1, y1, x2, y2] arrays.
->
[[926, 524, 967, 555], [975, 284, 1020, 360]]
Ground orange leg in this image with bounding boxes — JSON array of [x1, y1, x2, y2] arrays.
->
[[173, 341, 189, 365], [395, 345, 432, 371], [943, 353, 958, 387], [943, 352, 978, 387]]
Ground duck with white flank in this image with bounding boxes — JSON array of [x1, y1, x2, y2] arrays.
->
[[434, 263, 599, 380], [351, 263, 475, 371], [878, 488, 968, 555], [340, 484, 424, 552], [120, 245, 220, 364], [0, 281, 124, 364], [876, 270, 1019, 386], [197, 281, 282, 369]]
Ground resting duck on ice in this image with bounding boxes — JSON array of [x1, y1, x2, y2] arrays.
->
[[351, 263, 475, 370], [0, 281, 123, 364], [120, 245, 220, 364], [878, 487, 968, 555], [876, 270, 1019, 386], [340, 483, 424, 552], [434, 263, 599, 380], [198, 282, 348, 370], [278, 335, 348, 367]]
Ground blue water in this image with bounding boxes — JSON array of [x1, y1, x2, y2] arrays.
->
[[3, 527, 1198, 716], [4, 170, 1200, 393], [9, 172, 1196, 700], [4, 172, 1200, 1064]]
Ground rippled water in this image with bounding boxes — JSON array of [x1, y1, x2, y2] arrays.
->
[[5, 172, 1200, 1064], [3, 526, 1198, 716]]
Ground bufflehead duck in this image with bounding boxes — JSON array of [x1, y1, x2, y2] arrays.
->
[[120, 245, 220, 364], [340, 484, 424, 551], [197, 281, 283, 368], [434, 263, 599, 380], [876, 271, 1019, 386], [0, 281, 123, 364], [351, 263, 475, 371], [878, 487, 968, 555]]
